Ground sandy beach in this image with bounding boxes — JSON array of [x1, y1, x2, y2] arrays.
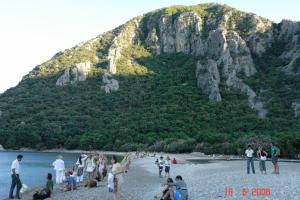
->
[[12, 152, 299, 200]]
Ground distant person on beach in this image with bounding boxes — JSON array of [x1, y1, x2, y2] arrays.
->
[[165, 156, 171, 178], [111, 155, 127, 200], [75, 154, 88, 183], [245, 145, 255, 174], [172, 158, 177, 164], [52, 155, 65, 184], [62, 171, 77, 192], [271, 143, 280, 174], [98, 155, 106, 181], [158, 156, 165, 178], [9, 154, 23, 199], [121, 152, 131, 172], [168, 175, 188, 200], [86, 154, 95, 180], [257, 146, 268, 174], [33, 173, 54, 200]]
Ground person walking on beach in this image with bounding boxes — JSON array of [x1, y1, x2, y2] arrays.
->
[[9, 154, 23, 199], [76, 154, 88, 183], [245, 145, 255, 174], [271, 143, 280, 174], [52, 155, 65, 184], [111, 155, 127, 200], [165, 156, 171, 178], [257, 146, 268, 174], [158, 156, 165, 178]]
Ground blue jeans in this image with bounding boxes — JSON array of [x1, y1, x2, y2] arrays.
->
[[9, 174, 22, 198], [247, 157, 255, 174]]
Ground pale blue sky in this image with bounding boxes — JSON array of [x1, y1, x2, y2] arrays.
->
[[0, 0, 300, 93]]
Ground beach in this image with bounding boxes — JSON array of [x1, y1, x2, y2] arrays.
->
[[14, 153, 300, 200]]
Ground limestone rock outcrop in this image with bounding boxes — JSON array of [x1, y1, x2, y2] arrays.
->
[[56, 61, 91, 86], [108, 18, 141, 74], [101, 72, 119, 93]]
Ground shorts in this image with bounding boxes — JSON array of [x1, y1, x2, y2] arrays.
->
[[272, 156, 278, 164], [159, 166, 163, 172], [165, 166, 170, 173]]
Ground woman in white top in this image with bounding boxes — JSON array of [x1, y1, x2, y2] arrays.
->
[[75, 154, 88, 183], [165, 156, 171, 178], [52, 155, 65, 184], [86, 154, 95, 180], [111, 155, 127, 200]]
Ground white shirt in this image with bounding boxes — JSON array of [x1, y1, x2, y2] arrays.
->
[[11, 159, 20, 175], [245, 149, 254, 157], [159, 159, 165, 167], [52, 159, 65, 171], [165, 160, 171, 167]]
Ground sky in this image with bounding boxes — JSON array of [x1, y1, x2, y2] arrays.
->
[[0, 0, 300, 93]]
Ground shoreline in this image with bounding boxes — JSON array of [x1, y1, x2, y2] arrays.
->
[[2, 149, 300, 163]]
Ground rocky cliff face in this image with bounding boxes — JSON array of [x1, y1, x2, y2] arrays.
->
[[45, 4, 300, 118]]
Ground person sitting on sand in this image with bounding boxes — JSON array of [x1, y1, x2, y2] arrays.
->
[[156, 178, 175, 200], [62, 171, 77, 192], [33, 173, 53, 200], [168, 176, 188, 200]]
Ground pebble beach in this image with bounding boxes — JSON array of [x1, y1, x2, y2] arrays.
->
[[15, 154, 300, 200]]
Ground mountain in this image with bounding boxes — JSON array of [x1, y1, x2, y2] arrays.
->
[[0, 3, 299, 157]]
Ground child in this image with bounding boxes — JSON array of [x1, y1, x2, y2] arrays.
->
[[62, 171, 77, 192]]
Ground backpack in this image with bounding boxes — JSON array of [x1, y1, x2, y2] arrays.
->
[[174, 190, 183, 200], [276, 148, 281, 156]]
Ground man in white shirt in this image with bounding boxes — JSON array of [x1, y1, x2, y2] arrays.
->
[[9, 154, 23, 199], [245, 145, 255, 174], [52, 155, 65, 184]]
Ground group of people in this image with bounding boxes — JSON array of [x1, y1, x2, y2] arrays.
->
[[155, 156, 177, 178], [154, 156, 188, 200], [9, 153, 131, 200], [245, 142, 280, 174]]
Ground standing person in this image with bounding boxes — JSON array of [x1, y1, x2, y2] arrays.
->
[[111, 155, 127, 200], [245, 145, 255, 174], [165, 156, 171, 178], [257, 146, 268, 174], [158, 156, 165, 178], [86, 154, 95, 180], [52, 155, 65, 184], [33, 173, 54, 200], [9, 154, 23, 199], [98, 155, 106, 181], [75, 154, 88, 183], [271, 143, 280, 174]]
